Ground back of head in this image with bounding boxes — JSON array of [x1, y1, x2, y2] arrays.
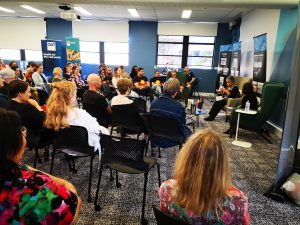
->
[[163, 78, 180, 96], [45, 81, 76, 131], [8, 80, 29, 98], [173, 129, 231, 215], [0, 67, 15, 80], [117, 78, 133, 95], [53, 67, 62, 76], [0, 108, 23, 177], [226, 75, 235, 83], [242, 82, 254, 95], [87, 73, 101, 86]]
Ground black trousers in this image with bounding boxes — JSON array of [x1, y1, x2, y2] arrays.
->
[[209, 98, 227, 118], [135, 87, 159, 100]]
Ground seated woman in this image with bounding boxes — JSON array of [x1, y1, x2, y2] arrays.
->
[[224, 82, 259, 137], [150, 70, 165, 95], [52, 67, 66, 83], [159, 129, 250, 225], [0, 108, 81, 224], [44, 81, 109, 153], [32, 64, 49, 105], [71, 65, 87, 98], [204, 75, 240, 121]]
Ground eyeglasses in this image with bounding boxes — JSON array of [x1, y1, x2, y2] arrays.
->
[[21, 126, 27, 137]]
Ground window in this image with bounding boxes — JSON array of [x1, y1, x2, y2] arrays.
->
[[80, 41, 100, 64], [157, 35, 215, 69], [25, 50, 42, 62], [0, 49, 21, 60], [104, 42, 128, 66]]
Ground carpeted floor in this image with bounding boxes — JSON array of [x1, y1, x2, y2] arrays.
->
[[22, 97, 300, 225]]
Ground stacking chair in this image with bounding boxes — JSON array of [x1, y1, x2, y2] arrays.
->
[[94, 134, 161, 225], [82, 101, 110, 127], [111, 104, 147, 138], [128, 96, 147, 112], [145, 114, 184, 158], [153, 205, 190, 225], [50, 125, 97, 202]]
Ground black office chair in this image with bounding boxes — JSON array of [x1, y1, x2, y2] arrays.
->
[[145, 114, 184, 158], [50, 125, 98, 202], [82, 101, 111, 127], [128, 96, 147, 113], [111, 104, 147, 138], [94, 134, 161, 225], [153, 205, 190, 225]]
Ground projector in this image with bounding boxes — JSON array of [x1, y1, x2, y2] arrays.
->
[[61, 12, 81, 21]]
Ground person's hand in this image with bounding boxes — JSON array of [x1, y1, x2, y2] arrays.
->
[[27, 99, 43, 111]]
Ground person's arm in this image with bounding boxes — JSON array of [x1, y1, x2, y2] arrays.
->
[[228, 86, 240, 98], [106, 106, 112, 114], [134, 81, 140, 89], [32, 73, 42, 87], [27, 98, 44, 111]]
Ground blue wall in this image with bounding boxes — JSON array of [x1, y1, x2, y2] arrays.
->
[[129, 21, 157, 78]]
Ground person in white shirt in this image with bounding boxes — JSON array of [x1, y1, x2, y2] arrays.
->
[[44, 81, 109, 153], [111, 78, 134, 106]]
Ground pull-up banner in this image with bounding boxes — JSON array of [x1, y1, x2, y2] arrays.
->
[[41, 40, 64, 77], [230, 42, 241, 76], [216, 44, 232, 90], [253, 34, 267, 83], [65, 37, 81, 64]]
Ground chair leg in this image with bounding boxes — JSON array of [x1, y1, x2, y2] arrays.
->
[[44, 146, 49, 161], [109, 168, 114, 181], [50, 149, 55, 174], [110, 125, 114, 135], [94, 161, 104, 211], [151, 144, 154, 157], [157, 163, 161, 187], [88, 156, 93, 203], [66, 155, 73, 172], [141, 172, 148, 225], [116, 171, 121, 188], [72, 157, 77, 173], [145, 138, 150, 156], [34, 148, 38, 168], [260, 132, 272, 144], [158, 147, 161, 158]]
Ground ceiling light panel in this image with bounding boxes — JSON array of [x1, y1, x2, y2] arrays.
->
[[182, 10, 192, 19], [0, 6, 15, 13], [21, 5, 45, 14], [128, 8, 140, 17]]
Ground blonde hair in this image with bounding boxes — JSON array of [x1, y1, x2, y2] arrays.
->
[[53, 67, 62, 75], [173, 129, 231, 216], [117, 78, 132, 95], [44, 81, 77, 131]]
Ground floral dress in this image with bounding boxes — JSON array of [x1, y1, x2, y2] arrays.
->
[[0, 164, 78, 225], [159, 179, 250, 225]]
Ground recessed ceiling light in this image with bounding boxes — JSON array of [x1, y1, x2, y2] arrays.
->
[[21, 5, 45, 14], [182, 10, 192, 19], [128, 8, 140, 17], [74, 7, 92, 16], [0, 6, 15, 13]]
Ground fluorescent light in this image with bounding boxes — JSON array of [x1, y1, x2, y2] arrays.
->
[[21, 5, 45, 14], [182, 10, 192, 19], [0, 7, 15, 13], [74, 7, 92, 16], [128, 8, 140, 17]]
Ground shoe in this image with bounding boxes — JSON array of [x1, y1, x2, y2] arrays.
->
[[204, 116, 214, 121], [223, 129, 231, 134]]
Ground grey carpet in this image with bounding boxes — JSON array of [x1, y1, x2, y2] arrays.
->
[[22, 98, 300, 225]]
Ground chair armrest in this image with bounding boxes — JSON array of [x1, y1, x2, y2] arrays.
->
[[227, 97, 242, 108]]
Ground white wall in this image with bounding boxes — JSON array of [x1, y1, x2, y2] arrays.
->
[[72, 21, 129, 42], [158, 22, 218, 36], [240, 9, 280, 80], [0, 18, 46, 50]]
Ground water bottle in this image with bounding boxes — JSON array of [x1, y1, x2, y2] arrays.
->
[[245, 100, 250, 112]]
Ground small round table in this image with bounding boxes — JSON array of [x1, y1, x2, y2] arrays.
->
[[232, 109, 257, 148]]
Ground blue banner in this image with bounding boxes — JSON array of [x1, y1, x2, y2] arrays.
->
[[230, 42, 242, 76], [220, 44, 233, 52], [253, 34, 267, 83], [254, 33, 267, 51], [41, 40, 65, 77], [65, 37, 81, 64], [232, 42, 241, 51]]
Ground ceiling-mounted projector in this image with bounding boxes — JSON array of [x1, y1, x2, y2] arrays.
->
[[61, 12, 81, 21]]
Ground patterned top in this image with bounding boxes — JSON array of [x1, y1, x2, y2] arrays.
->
[[73, 74, 85, 88], [0, 164, 78, 225], [159, 179, 250, 225]]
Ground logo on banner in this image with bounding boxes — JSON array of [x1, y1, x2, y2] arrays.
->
[[47, 42, 56, 51]]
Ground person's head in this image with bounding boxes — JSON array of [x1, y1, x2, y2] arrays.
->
[[154, 70, 160, 77], [101, 64, 107, 72], [171, 69, 177, 78], [72, 65, 80, 75], [14, 67, 22, 77], [28, 61, 37, 72], [117, 78, 132, 95], [8, 80, 31, 103], [242, 82, 254, 96], [64, 65, 71, 74], [173, 129, 231, 215], [114, 67, 122, 77], [87, 74, 101, 91], [53, 67, 62, 78], [225, 76, 235, 88], [0, 108, 27, 168], [131, 65, 138, 74], [184, 66, 190, 73], [0, 67, 16, 84], [120, 65, 126, 72], [9, 61, 18, 69], [163, 78, 180, 97], [45, 81, 77, 131], [67, 62, 73, 70], [36, 64, 43, 74], [107, 66, 112, 75], [138, 67, 144, 77]]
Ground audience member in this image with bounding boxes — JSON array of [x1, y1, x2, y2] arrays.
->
[[130, 65, 138, 79], [183, 66, 196, 97], [151, 70, 164, 95], [111, 78, 134, 106], [24, 61, 36, 84], [150, 78, 191, 147], [45, 81, 109, 152], [32, 64, 49, 105], [52, 67, 66, 82], [0, 67, 16, 95], [159, 129, 250, 224], [72, 65, 86, 98], [168, 69, 186, 102], [13, 67, 26, 81], [0, 108, 81, 224], [63, 65, 73, 81], [120, 65, 130, 79], [204, 75, 240, 121], [133, 67, 158, 100], [112, 66, 122, 89], [0, 76, 9, 108], [82, 74, 112, 127]]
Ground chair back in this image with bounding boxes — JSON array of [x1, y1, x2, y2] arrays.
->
[[53, 125, 94, 155], [82, 101, 107, 127], [128, 97, 147, 112], [153, 205, 189, 225], [100, 134, 147, 170], [111, 104, 144, 133], [147, 113, 182, 142], [259, 82, 285, 120]]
